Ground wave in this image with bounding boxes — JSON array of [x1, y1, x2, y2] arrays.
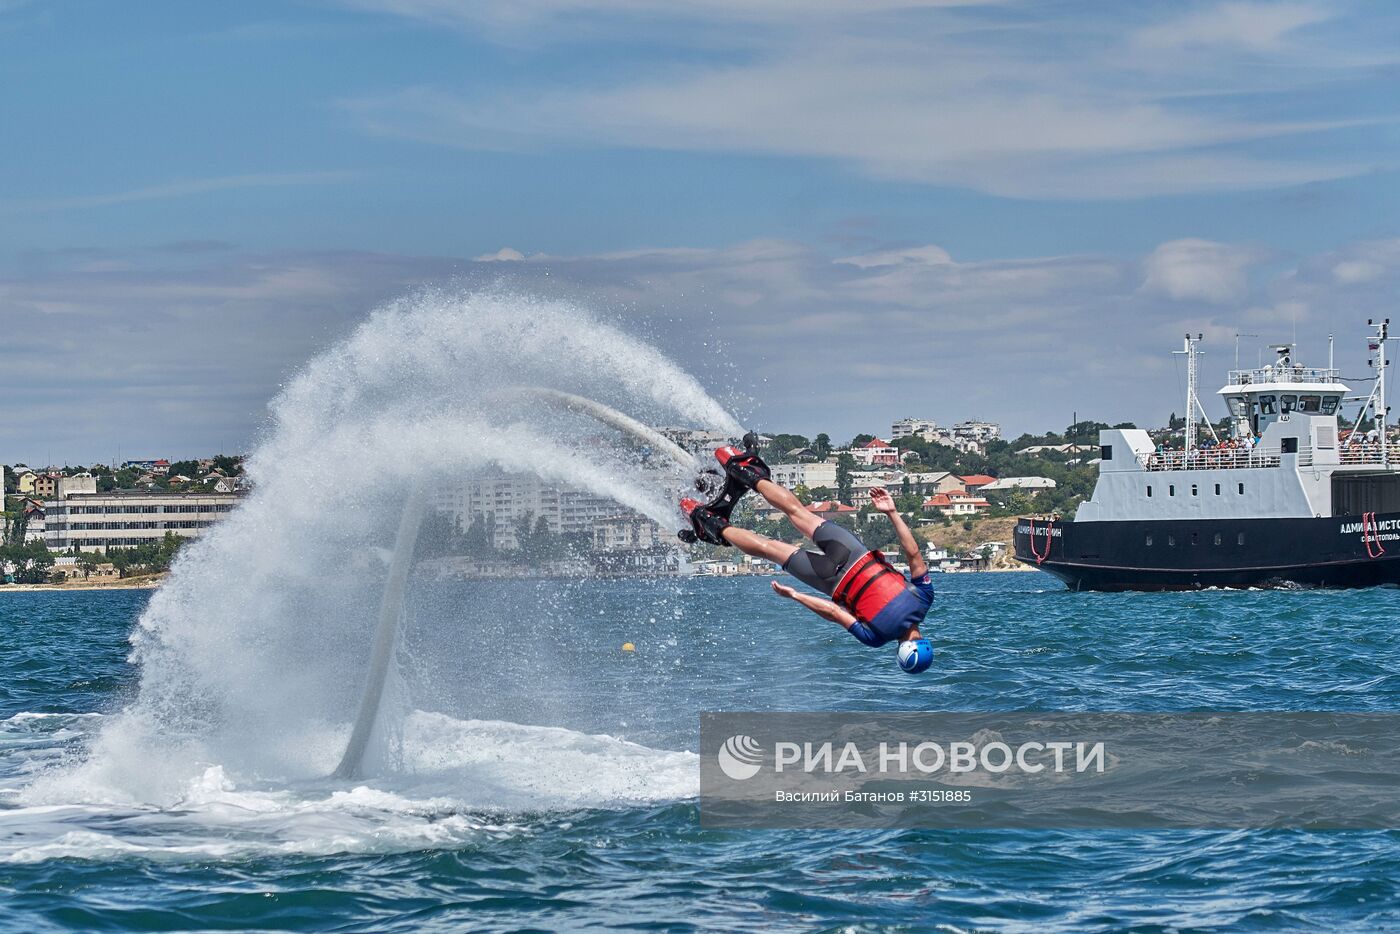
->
[[2, 710, 697, 864]]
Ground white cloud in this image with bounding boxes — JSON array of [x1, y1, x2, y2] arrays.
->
[[1133, 2, 1329, 52], [1333, 259, 1385, 284], [1142, 238, 1264, 304], [836, 246, 952, 268], [342, 0, 997, 31], [7, 233, 1399, 459], [9, 172, 359, 213], [475, 247, 526, 261], [1328, 239, 1400, 283], [338, 2, 1396, 199]]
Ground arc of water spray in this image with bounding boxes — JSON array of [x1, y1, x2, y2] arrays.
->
[[331, 388, 703, 780], [493, 387, 698, 470]]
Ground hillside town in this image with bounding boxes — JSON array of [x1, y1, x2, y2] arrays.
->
[[2, 414, 1098, 585]]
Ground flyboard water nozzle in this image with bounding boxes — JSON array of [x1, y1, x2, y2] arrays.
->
[[331, 388, 703, 780]]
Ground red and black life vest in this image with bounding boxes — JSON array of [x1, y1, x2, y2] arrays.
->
[[832, 551, 914, 623]]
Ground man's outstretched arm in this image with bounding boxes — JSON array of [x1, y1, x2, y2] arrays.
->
[[870, 487, 927, 577], [771, 581, 857, 631]]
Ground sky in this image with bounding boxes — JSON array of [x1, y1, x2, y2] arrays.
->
[[3, 0, 1400, 464]]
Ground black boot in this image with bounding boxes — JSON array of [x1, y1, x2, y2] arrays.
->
[[684, 502, 731, 546], [717, 447, 771, 491]]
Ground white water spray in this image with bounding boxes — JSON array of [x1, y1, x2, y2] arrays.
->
[[29, 289, 739, 809]]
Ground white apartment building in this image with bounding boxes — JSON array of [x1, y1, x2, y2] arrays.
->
[[891, 418, 939, 442], [43, 491, 241, 552], [431, 471, 676, 552], [593, 514, 666, 551], [657, 427, 736, 455], [770, 461, 838, 490], [951, 420, 1001, 444]]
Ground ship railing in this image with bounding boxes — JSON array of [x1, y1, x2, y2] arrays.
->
[[1338, 447, 1392, 465], [1139, 448, 1286, 471], [1226, 366, 1341, 386]]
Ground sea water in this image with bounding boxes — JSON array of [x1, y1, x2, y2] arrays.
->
[[2, 575, 1398, 932]]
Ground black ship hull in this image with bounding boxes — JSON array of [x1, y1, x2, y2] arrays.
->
[[1012, 512, 1400, 591]]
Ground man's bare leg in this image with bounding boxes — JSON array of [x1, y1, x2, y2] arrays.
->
[[721, 526, 799, 566], [752, 479, 824, 540]]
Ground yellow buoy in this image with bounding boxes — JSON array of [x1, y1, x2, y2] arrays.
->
[[621, 642, 636, 652]]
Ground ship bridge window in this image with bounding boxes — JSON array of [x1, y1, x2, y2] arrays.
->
[[1228, 396, 1248, 417], [1280, 394, 1297, 414], [1299, 395, 1321, 413], [1259, 394, 1277, 415], [1101, 444, 1113, 461], [1281, 437, 1298, 454], [1322, 395, 1340, 415]]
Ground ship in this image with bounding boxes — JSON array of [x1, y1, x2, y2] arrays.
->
[[1014, 321, 1400, 590]]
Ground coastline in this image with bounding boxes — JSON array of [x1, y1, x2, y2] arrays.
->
[[0, 573, 167, 593]]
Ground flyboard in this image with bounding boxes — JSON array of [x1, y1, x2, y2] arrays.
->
[[678, 431, 762, 544]]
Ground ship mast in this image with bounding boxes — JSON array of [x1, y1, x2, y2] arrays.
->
[[1379, 319, 1390, 468], [1355, 319, 1394, 466], [1174, 333, 1212, 452]]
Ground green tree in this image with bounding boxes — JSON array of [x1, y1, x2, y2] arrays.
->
[[850, 433, 876, 447], [167, 460, 201, 480], [462, 515, 495, 557], [1065, 420, 1111, 442], [835, 453, 856, 504], [105, 532, 187, 578], [514, 513, 538, 558], [792, 483, 813, 505], [1, 540, 55, 583], [765, 434, 812, 461], [808, 485, 835, 502], [813, 433, 832, 459], [212, 455, 243, 475], [415, 509, 464, 558], [77, 553, 100, 579]]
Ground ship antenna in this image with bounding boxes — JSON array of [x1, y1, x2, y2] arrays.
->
[[1235, 331, 1258, 370]]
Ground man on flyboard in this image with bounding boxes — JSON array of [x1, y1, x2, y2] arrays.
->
[[680, 436, 935, 674]]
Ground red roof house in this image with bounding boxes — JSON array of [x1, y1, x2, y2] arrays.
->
[[923, 491, 991, 516], [958, 474, 997, 491]]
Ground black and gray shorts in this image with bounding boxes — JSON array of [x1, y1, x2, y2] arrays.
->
[[782, 521, 869, 596]]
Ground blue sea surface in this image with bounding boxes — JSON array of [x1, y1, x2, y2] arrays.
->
[[1, 574, 1398, 931]]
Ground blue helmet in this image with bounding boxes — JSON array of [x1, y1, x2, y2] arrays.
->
[[897, 638, 934, 674]]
